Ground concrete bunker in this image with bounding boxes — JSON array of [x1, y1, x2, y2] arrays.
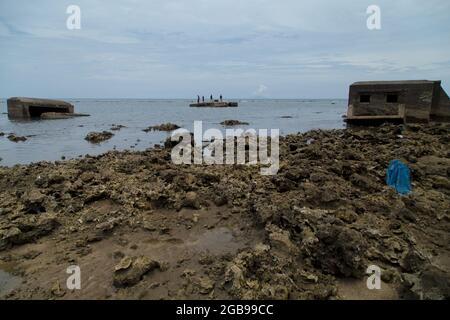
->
[[6, 97, 88, 120], [346, 80, 450, 125]]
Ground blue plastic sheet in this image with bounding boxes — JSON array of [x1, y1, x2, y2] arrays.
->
[[386, 160, 411, 194]]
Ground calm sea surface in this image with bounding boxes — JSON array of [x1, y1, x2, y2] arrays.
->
[[0, 99, 347, 166]]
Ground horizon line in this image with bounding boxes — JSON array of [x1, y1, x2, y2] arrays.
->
[[0, 97, 348, 100]]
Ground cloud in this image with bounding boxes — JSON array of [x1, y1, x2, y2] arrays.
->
[[0, 0, 450, 98]]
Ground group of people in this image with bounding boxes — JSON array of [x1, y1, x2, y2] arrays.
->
[[197, 94, 223, 103]]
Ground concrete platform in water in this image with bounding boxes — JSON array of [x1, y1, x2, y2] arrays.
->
[[189, 101, 238, 107]]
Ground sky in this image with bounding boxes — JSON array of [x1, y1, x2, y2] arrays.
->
[[0, 0, 449, 99]]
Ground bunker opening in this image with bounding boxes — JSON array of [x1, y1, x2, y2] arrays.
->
[[360, 94, 371, 103], [29, 105, 71, 118], [386, 94, 399, 103]]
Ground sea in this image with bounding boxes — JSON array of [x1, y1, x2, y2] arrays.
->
[[0, 99, 347, 166]]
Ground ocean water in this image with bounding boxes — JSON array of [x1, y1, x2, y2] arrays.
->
[[0, 99, 347, 166]]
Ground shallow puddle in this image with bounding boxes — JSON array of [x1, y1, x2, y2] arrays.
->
[[0, 269, 21, 297], [190, 227, 240, 254]]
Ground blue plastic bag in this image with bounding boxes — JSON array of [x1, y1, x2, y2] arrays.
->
[[386, 160, 411, 194]]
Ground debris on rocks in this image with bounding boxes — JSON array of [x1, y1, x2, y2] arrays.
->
[[143, 123, 180, 132], [85, 131, 114, 143]]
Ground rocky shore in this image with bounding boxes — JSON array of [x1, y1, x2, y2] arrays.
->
[[0, 123, 449, 299]]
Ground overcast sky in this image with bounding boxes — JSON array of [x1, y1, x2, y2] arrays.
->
[[1, 0, 449, 98]]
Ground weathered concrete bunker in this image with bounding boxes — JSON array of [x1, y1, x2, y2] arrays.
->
[[346, 80, 450, 124], [7, 97, 75, 119]]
